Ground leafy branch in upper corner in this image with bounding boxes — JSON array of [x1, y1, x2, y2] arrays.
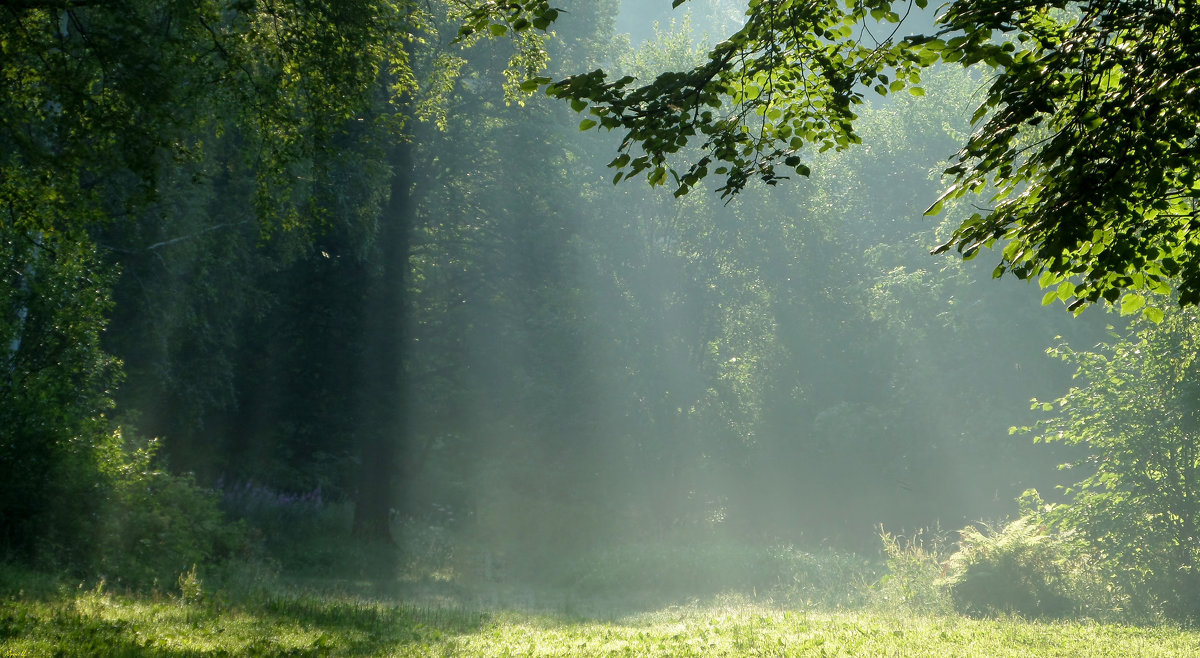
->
[[532, 0, 1200, 316]]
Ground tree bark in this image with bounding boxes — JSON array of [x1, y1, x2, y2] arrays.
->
[[351, 139, 413, 542]]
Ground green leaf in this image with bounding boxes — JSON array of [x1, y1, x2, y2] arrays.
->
[[1042, 290, 1057, 306], [1120, 293, 1146, 316], [579, 119, 597, 131], [1144, 306, 1165, 324], [1056, 281, 1074, 302], [488, 23, 507, 37]]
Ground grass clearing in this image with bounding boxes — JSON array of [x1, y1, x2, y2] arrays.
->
[[3, 533, 1195, 656], [4, 580, 1200, 656]]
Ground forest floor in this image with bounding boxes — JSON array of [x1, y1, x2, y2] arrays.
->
[[3, 574, 1200, 657]]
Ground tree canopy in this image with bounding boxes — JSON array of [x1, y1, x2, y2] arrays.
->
[[508, 0, 1200, 313]]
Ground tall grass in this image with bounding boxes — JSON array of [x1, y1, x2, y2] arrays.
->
[[873, 526, 953, 615]]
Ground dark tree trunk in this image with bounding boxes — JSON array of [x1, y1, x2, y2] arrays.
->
[[351, 139, 413, 542]]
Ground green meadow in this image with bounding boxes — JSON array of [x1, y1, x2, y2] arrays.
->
[[4, 588, 1199, 657], [4, 553, 1199, 658]]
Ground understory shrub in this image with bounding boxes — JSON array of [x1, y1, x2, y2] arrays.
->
[[93, 430, 245, 587], [941, 516, 1080, 618], [1021, 312, 1200, 622], [3, 424, 242, 588], [0, 229, 120, 571], [218, 480, 359, 576]]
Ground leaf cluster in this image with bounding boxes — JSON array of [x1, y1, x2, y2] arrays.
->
[[456, 0, 561, 38], [933, 0, 1200, 312], [0, 0, 414, 240], [541, 0, 937, 198]]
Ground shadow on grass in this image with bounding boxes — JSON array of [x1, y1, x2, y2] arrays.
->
[[2, 582, 492, 657], [256, 591, 490, 636]]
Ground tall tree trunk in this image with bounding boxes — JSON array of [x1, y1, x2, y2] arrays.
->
[[351, 139, 413, 542]]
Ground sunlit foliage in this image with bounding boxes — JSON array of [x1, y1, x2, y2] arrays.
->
[[1025, 307, 1200, 619], [541, 0, 1200, 314], [940, 517, 1081, 618]]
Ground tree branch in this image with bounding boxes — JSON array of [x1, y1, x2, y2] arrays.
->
[[0, 0, 106, 9]]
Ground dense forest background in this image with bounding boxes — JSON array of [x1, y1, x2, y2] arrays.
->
[[12, 0, 1196, 619]]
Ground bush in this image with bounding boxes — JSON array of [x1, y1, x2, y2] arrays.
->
[[4, 424, 243, 588], [0, 231, 121, 569], [941, 516, 1079, 618], [92, 430, 245, 587], [217, 482, 400, 584], [1024, 311, 1200, 621]]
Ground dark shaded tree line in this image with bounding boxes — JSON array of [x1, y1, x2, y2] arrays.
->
[[0, 0, 549, 570]]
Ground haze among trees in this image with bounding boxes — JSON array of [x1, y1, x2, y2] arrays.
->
[[3, 0, 1200, 649]]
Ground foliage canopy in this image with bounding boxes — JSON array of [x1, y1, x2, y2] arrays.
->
[[510, 0, 1200, 312]]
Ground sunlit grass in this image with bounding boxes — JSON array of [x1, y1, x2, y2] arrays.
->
[[1, 583, 484, 656], [416, 606, 1200, 657], [4, 581, 1200, 657]]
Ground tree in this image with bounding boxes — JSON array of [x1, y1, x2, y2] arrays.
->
[[0, 0, 407, 565], [516, 0, 1200, 313], [1025, 308, 1200, 618], [0, 228, 119, 563]]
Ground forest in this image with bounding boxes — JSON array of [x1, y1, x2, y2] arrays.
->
[[3, 0, 1200, 654]]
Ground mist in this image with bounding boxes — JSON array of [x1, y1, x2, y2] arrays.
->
[[7, 0, 1166, 633], [228, 1, 1109, 602], [367, 0, 1111, 607]]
